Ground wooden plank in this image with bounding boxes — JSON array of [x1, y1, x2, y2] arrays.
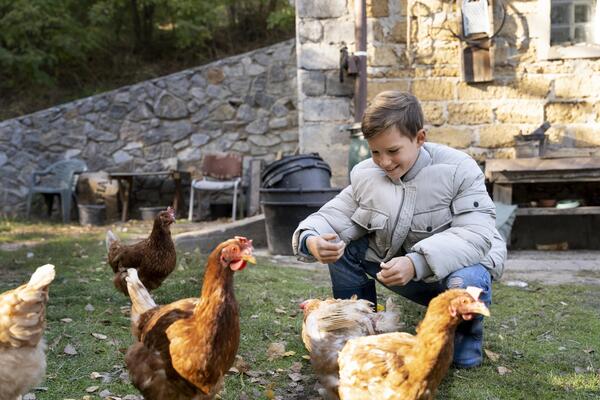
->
[[516, 206, 600, 216], [247, 159, 263, 217], [493, 183, 512, 203], [492, 170, 600, 184], [485, 157, 600, 180]]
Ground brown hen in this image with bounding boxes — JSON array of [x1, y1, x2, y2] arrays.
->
[[124, 236, 255, 400], [338, 287, 490, 400], [301, 297, 402, 400], [0, 264, 55, 400], [106, 206, 176, 294]]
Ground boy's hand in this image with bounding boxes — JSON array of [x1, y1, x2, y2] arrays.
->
[[376, 257, 415, 286], [306, 233, 346, 264]]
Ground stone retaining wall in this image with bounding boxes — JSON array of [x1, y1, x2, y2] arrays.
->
[[0, 40, 298, 217]]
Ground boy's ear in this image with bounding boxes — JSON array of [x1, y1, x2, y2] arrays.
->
[[416, 129, 426, 145]]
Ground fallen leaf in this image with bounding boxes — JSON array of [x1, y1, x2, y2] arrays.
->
[[233, 355, 250, 374], [85, 386, 99, 393], [63, 344, 78, 355], [60, 318, 73, 323], [265, 384, 275, 400], [92, 333, 108, 340], [250, 314, 259, 319], [290, 362, 303, 373], [301, 355, 311, 360], [484, 349, 500, 362], [583, 348, 595, 354], [497, 366, 511, 375], [288, 372, 303, 382], [267, 342, 286, 361], [283, 350, 296, 357], [275, 308, 286, 314], [90, 372, 103, 379], [85, 304, 95, 312]]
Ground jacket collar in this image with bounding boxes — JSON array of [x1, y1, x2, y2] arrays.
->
[[401, 146, 431, 182]]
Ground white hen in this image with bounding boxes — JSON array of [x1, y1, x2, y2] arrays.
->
[[301, 296, 402, 400]]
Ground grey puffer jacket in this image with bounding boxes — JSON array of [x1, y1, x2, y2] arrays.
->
[[292, 142, 506, 282]]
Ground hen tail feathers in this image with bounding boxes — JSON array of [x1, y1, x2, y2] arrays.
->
[[106, 230, 119, 253], [27, 264, 56, 291], [125, 269, 157, 325]]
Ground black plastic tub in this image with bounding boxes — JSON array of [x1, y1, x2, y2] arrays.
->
[[261, 154, 332, 189], [260, 188, 341, 255]]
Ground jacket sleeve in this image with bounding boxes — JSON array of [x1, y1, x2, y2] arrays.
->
[[292, 185, 360, 262], [408, 158, 496, 282]]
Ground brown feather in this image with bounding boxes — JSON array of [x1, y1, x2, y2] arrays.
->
[[124, 237, 253, 400], [107, 208, 176, 294]]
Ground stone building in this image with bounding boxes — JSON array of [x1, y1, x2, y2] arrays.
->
[[295, 0, 600, 186]]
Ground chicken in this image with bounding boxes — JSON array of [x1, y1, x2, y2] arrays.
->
[[124, 236, 255, 400], [0, 264, 56, 400], [301, 296, 402, 400], [338, 287, 490, 400], [106, 206, 176, 295]]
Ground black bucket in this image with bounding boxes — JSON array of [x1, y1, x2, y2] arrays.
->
[[260, 188, 341, 255], [261, 153, 332, 189], [78, 204, 106, 226]]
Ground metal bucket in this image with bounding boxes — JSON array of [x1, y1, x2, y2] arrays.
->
[[78, 204, 106, 226], [139, 206, 166, 221]]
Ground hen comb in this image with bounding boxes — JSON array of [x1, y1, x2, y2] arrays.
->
[[234, 236, 252, 246], [466, 286, 483, 301]]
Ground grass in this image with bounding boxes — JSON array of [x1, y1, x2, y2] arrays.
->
[[0, 220, 599, 400]]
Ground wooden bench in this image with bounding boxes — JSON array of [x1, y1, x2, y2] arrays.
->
[[485, 157, 600, 216]]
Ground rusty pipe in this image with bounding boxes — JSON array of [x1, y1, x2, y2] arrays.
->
[[354, 0, 367, 122]]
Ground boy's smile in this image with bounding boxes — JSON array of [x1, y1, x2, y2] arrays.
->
[[367, 126, 426, 181]]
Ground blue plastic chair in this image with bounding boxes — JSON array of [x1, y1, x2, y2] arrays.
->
[[26, 159, 88, 223]]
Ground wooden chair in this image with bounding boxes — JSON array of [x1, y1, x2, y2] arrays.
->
[[188, 153, 243, 221]]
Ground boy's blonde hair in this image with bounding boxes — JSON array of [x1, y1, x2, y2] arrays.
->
[[361, 91, 424, 140]]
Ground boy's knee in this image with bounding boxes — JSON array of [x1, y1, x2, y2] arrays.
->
[[445, 264, 492, 304]]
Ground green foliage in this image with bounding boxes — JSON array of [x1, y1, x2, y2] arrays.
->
[[0, 0, 295, 119], [0, 0, 98, 88]]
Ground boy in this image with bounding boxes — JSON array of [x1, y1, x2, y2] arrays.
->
[[292, 91, 506, 368]]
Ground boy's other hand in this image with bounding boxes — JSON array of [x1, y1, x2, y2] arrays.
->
[[306, 233, 346, 264], [377, 257, 415, 286]]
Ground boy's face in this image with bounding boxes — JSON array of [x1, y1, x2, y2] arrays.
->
[[367, 126, 426, 181]]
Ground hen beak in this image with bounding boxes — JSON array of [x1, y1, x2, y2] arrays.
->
[[466, 301, 490, 317], [242, 254, 256, 264]]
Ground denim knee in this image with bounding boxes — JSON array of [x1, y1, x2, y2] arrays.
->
[[445, 264, 492, 305], [446, 264, 491, 368]]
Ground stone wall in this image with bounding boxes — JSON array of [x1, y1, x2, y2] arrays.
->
[[296, 0, 600, 185], [0, 40, 298, 217], [295, 0, 356, 187]]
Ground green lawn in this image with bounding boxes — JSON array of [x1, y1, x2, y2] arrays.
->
[[0, 220, 598, 399]]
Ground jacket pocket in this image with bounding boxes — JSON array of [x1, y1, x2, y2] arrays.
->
[[351, 207, 389, 251], [452, 193, 495, 215], [351, 207, 388, 231], [410, 207, 453, 234]]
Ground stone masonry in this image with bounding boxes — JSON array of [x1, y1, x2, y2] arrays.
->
[[0, 40, 298, 217], [296, 0, 600, 185], [295, 0, 356, 187]]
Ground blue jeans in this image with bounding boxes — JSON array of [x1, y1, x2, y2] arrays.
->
[[328, 236, 492, 368]]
